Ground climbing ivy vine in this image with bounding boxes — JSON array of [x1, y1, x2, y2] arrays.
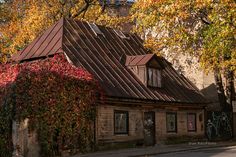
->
[[0, 54, 100, 157]]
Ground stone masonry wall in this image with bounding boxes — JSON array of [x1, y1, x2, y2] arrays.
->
[[96, 104, 205, 144], [96, 104, 144, 143], [155, 110, 205, 141]]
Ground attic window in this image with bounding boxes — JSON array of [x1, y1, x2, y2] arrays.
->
[[88, 23, 104, 36], [147, 67, 162, 88], [114, 29, 129, 39], [125, 54, 163, 88]]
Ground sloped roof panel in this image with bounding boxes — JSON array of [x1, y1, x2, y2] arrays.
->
[[12, 19, 64, 61], [11, 18, 207, 104]]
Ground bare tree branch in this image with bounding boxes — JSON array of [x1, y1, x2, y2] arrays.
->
[[72, 0, 98, 18], [100, 0, 106, 13]]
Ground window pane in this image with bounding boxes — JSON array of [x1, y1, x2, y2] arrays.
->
[[187, 114, 196, 131], [148, 68, 162, 87], [114, 111, 128, 134], [153, 69, 158, 87], [166, 113, 177, 132], [148, 68, 153, 86], [157, 70, 162, 87]]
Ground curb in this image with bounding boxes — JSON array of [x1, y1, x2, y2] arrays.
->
[[129, 143, 236, 157]]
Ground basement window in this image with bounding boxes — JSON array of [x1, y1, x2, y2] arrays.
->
[[147, 67, 162, 88], [114, 110, 129, 134], [88, 23, 104, 36]]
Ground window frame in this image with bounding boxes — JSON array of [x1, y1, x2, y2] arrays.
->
[[187, 113, 197, 132], [147, 67, 162, 88], [114, 110, 129, 135], [166, 112, 177, 133]]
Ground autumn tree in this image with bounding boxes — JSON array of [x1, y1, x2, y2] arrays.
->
[[0, 0, 12, 63], [132, 0, 235, 111], [0, 0, 129, 63]]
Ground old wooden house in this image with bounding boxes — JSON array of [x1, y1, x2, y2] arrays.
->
[[12, 18, 208, 146]]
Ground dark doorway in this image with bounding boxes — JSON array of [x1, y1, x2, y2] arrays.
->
[[144, 111, 155, 146]]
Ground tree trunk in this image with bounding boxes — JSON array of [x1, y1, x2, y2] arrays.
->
[[214, 68, 227, 111], [224, 69, 235, 111]]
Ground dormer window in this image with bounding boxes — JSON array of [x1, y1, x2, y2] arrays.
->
[[125, 54, 163, 88], [148, 67, 162, 88]]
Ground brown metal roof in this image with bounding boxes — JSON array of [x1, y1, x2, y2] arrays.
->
[[12, 19, 64, 61], [11, 18, 207, 104], [125, 54, 155, 66]]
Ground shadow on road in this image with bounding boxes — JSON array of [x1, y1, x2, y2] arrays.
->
[[151, 146, 236, 157]]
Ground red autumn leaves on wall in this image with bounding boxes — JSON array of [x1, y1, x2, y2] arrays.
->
[[0, 54, 99, 156], [0, 54, 94, 106]]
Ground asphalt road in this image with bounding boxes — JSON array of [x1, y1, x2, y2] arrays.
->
[[151, 146, 236, 157]]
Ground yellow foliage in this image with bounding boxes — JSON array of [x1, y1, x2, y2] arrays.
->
[[132, 0, 236, 73], [0, 0, 127, 63]]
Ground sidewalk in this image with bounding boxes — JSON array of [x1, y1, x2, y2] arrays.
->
[[72, 141, 236, 157]]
